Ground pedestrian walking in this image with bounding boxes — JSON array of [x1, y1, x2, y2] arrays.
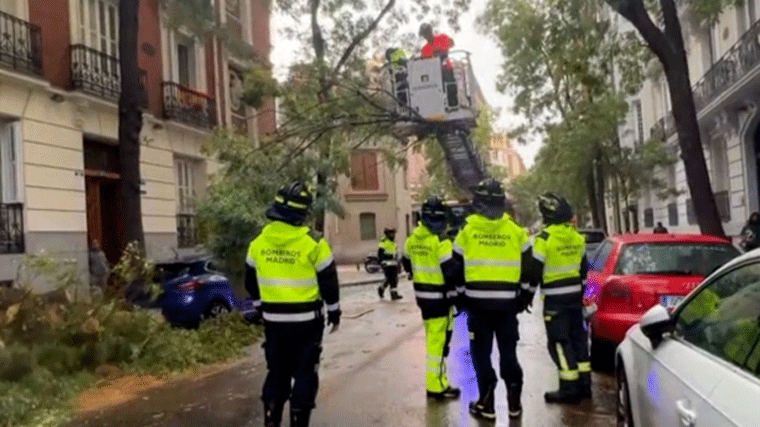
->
[[452, 178, 532, 421], [653, 222, 668, 234], [530, 193, 590, 404], [401, 196, 461, 400], [244, 181, 341, 427], [740, 212, 760, 251], [378, 228, 403, 300]]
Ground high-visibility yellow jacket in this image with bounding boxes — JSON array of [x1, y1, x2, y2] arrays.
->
[[531, 224, 587, 308], [245, 221, 339, 323], [402, 223, 458, 319], [452, 213, 532, 311]]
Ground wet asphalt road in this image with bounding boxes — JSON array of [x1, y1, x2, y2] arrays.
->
[[69, 280, 616, 427]]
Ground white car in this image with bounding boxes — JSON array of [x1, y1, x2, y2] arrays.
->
[[616, 248, 760, 427]]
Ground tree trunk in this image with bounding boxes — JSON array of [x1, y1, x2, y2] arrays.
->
[[587, 171, 601, 229], [665, 57, 725, 237], [118, 0, 145, 251], [609, 0, 725, 237]]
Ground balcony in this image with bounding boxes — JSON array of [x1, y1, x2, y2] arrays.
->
[[176, 214, 197, 248], [71, 44, 147, 105], [651, 18, 760, 141], [649, 114, 676, 141], [71, 44, 120, 100], [0, 203, 24, 254], [0, 11, 41, 75], [162, 82, 216, 129], [693, 18, 760, 112]]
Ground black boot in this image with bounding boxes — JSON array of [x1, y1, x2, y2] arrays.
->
[[469, 383, 496, 421], [378, 284, 385, 299], [264, 401, 284, 427], [544, 379, 582, 404], [427, 386, 461, 399], [290, 408, 311, 427], [580, 372, 592, 399], [390, 290, 403, 300], [507, 383, 523, 419]]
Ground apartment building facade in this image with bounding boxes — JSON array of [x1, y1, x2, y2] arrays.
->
[[323, 145, 414, 264], [0, 0, 273, 286], [615, 2, 760, 237], [488, 133, 526, 181]]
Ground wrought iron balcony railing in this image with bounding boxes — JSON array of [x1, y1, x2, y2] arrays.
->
[[71, 44, 120, 100], [162, 82, 217, 129], [176, 214, 198, 248], [0, 10, 41, 75], [651, 17, 760, 142], [0, 202, 24, 254], [693, 18, 760, 112]]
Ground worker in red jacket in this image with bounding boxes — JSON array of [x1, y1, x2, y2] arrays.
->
[[419, 23, 458, 108]]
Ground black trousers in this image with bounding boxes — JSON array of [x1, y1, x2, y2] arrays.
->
[[467, 309, 523, 396], [544, 306, 590, 389], [381, 265, 398, 290], [262, 318, 324, 410]]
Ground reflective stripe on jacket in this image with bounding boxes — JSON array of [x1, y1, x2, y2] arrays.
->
[[532, 224, 586, 307], [246, 221, 335, 321], [453, 213, 530, 311]]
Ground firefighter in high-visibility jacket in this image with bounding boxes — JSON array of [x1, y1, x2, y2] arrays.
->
[[245, 182, 340, 427], [452, 178, 533, 421], [529, 193, 590, 404], [378, 228, 403, 300], [401, 196, 461, 399]]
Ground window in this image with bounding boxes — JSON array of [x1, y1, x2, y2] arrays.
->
[[590, 240, 614, 272], [668, 202, 679, 226], [78, 0, 118, 56], [350, 151, 379, 191], [176, 159, 195, 214], [1, 122, 21, 203], [711, 137, 729, 192], [632, 100, 644, 146], [686, 198, 697, 225], [676, 262, 760, 378], [175, 35, 196, 88], [360, 213, 376, 241], [614, 243, 740, 276], [176, 158, 197, 248], [644, 208, 654, 228]]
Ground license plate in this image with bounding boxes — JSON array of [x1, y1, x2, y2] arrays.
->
[[660, 295, 685, 310]]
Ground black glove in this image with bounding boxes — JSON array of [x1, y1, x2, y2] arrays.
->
[[327, 309, 341, 327], [244, 308, 262, 324], [518, 292, 533, 314]]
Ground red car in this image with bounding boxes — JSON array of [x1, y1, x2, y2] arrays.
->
[[584, 233, 740, 366]]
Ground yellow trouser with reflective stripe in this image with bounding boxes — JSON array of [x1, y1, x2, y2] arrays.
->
[[424, 309, 454, 392]]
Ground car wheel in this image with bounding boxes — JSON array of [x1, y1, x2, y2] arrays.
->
[[616, 363, 634, 427], [205, 301, 230, 319], [590, 333, 614, 372]]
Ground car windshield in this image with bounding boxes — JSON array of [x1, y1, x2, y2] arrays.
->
[[615, 243, 740, 276]]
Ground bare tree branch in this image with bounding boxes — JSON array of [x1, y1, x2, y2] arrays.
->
[[331, 0, 396, 78]]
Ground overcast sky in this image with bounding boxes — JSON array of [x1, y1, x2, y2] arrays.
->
[[269, 0, 542, 167]]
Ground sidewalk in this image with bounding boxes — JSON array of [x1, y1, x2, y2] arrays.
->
[[337, 264, 386, 287]]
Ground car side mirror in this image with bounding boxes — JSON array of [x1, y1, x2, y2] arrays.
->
[[640, 304, 674, 349]]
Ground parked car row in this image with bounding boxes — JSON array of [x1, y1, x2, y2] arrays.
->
[[580, 231, 760, 427]]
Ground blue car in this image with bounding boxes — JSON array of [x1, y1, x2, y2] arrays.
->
[[156, 256, 254, 327]]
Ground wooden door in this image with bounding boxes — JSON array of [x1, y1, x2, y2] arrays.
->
[[85, 178, 103, 248]]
